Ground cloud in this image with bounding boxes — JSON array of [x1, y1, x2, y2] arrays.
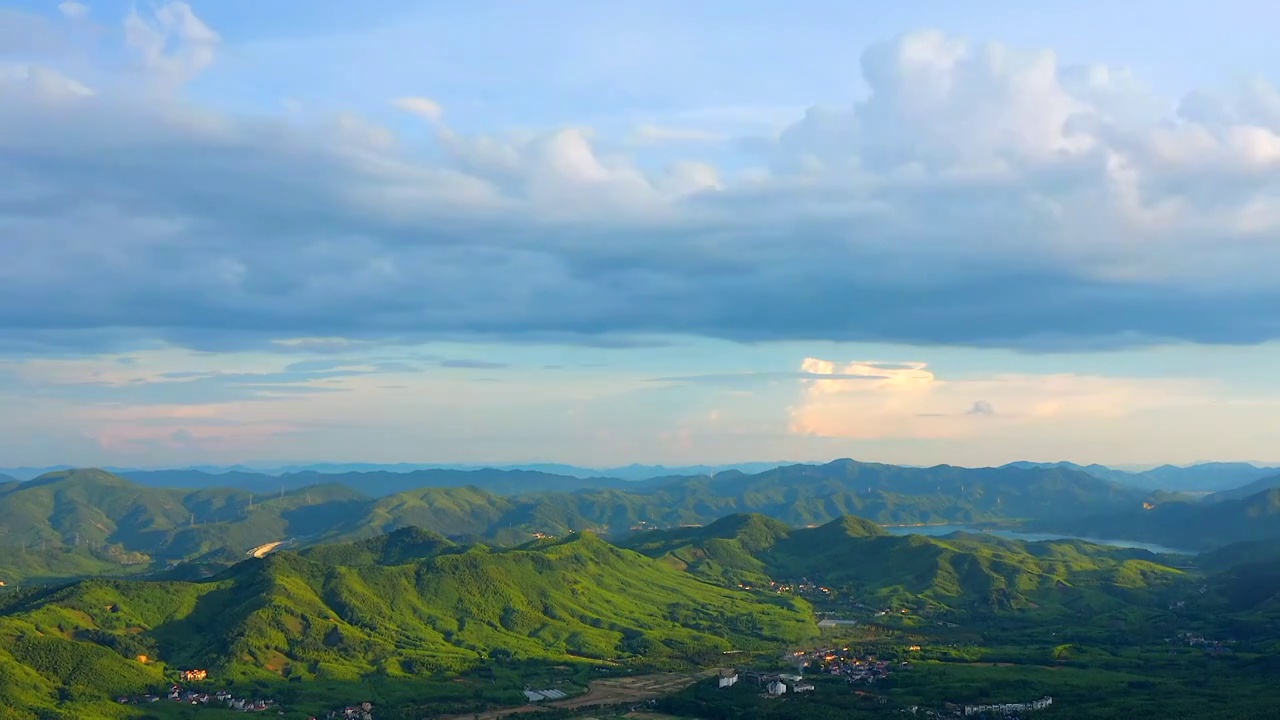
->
[[790, 357, 1211, 440], [439, 359, 509, 369], [652, 370, 887, 386], [392, 96, 444, 122], [966, 400, 996, 416], [4, 21, 1280, 356], [123, 2, 219, 88], [58, 2, 89, 20], [630, 123, 726, 144]]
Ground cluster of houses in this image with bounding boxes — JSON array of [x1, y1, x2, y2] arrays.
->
[[793, 646, 897, 685], [323, 702, 374, 720], [718, 670, 815, 696], [116, 685, 276, 712], [736, 579, 834, 598], [1168, 632, 1235, 655], [957, 696, 1053, 717], [521, 688, 568, 702]]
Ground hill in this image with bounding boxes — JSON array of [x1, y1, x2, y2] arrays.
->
[[294, 526, 456, 566], [1199, 538, 1280, 574], [1045, 487, 1280, 551], [122, 467, 638, 497], [1005, 461, 1280, 493], [0, 461, 1166, 586], [625, 514, 1185, 615], [0, 529, 816, 717], [1203, 472, 1280, 503], [0, 470, 369, 577]]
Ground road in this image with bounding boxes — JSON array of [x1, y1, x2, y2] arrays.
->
[[246, 540, 289, 558]]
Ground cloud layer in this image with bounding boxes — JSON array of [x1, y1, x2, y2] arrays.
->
[[4, 8, 1280, 355]]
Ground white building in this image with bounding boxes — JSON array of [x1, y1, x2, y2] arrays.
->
[[718, 669, 739, 688], [767, 680, 788, 696]]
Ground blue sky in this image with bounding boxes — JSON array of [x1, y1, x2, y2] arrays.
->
[[3, 0, 1280, 469]]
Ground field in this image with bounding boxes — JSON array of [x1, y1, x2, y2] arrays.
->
[[441, 673, 709, 720]]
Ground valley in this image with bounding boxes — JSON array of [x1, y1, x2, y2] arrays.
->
[[1, 461, 1279, 718]]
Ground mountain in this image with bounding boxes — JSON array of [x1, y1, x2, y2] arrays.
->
[[1203, 472, 1280, 503], [624, 513, 1183, 615], [121, 467, 637, 497], [0, 529, 816, 717], [295, 525, 457, 566], [0, 469, 369, 576], [1199, 538, 1280, 574], [0, 461, 1160, 586], [1007, 461, 1280, 493], [1044, 487, 1280, 551]]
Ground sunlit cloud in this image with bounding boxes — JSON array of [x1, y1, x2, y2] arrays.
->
[[790, 357, 1217, 441]]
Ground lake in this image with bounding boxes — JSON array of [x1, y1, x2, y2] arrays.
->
[[882, 524, 1194, 555]]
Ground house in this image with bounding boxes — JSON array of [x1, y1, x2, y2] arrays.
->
[[179, 669, 208, 683], [767, 680, 788, 696], [717, 669, 739, 688]]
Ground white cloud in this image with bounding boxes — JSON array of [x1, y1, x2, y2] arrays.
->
[[4, 24, 1280, 356], [392, 96, 444, 122], [790, 357, 1213, 440], [630, 123, 726, 145], [0, 64, 93, 100], [58, 2, 89, 20], [123, 2, 219, 88]]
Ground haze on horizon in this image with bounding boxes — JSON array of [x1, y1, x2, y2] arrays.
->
[[4, 0, 1280, 470]]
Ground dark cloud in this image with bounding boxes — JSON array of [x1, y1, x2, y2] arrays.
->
[[967, 401, 996, 416], [3, 28, 1280, 356]]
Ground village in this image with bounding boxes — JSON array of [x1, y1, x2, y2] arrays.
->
[[113, 669, 375, 720], [1168, 631, 1236, 655], [115, 684, 278, 713], [791, 646, 899, 685], [897, 696, 1055, 718]]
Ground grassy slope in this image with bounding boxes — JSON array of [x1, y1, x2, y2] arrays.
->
[[625, 514, 1184, 614], [0, 530, 816, 717]]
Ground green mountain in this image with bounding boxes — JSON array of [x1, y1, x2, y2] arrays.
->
[[1204, 473, 1280, 503], [1005, 461, 1280, 493], [0, 461, 1161, 586], [1049, 487, 1280, 550], [295, 526, 456, 566], [626, 514, 1184, 614], [0, 529, 816, 718], [1199, 538, 1280, 574], [123, 467, 639, 497], [0, 469, 366, 554]]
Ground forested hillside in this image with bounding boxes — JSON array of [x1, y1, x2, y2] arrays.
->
[[0, 528, 815, 718]]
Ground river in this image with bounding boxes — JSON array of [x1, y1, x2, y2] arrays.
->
[[881, 524, 1194, 555]]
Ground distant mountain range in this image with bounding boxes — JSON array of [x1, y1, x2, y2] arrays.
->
[[0, 461, 797, 483], [1002, 461, 1280, 493], [5, 459, 1275, 494], [0, 460, 1154, 583], [5, 459, 1280, 586]]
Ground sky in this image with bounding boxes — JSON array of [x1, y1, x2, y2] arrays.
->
[[3, 0, 1280, 469]]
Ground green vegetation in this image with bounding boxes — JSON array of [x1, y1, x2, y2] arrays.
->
[[1045, 487, 1280, 550], [0, 527, 815, 718], [625, 513, 1185, 615], [5, 464, 1280, 718]]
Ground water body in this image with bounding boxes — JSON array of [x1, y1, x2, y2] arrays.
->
[[883, 524, 1194, 556]]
